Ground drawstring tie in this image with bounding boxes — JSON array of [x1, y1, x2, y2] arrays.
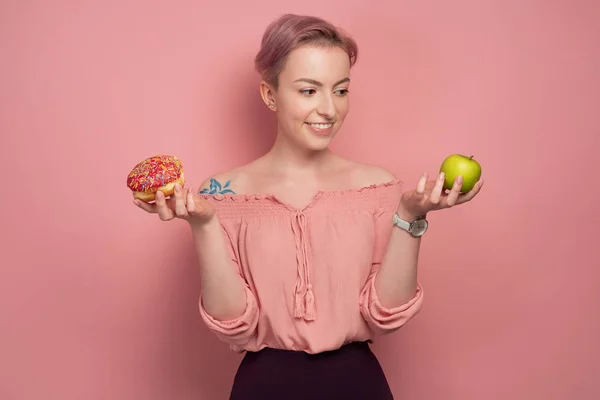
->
[[291, 211, 315, 321]]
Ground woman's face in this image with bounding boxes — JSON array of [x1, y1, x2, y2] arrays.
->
[[263, 45, 351, 152]]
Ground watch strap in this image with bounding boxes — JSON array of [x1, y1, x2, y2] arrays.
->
[[393, 212, 428, 237], [392, 213, 411, 231]]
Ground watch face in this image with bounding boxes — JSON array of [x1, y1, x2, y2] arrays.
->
[[410, 219, 428, 236]]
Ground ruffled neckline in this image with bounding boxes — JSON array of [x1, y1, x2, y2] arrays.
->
[[198, 179, 402, 212]]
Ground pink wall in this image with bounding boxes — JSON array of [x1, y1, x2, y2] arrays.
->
[[2, 1, 599, 399]]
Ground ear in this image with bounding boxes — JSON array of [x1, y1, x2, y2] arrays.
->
[[259, 80, 277, 111]]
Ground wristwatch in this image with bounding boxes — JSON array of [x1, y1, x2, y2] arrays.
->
[[393, 212, 429, 237]]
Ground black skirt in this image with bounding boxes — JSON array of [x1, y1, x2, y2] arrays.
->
[[229, 341, 394, 399]]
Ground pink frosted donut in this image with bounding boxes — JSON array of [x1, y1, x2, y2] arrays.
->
[[126, 155, 184, 202]]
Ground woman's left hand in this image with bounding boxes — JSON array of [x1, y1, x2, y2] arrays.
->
[[399, 172, 484, 218]]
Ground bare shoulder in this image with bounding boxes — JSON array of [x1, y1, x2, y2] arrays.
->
[[343, 160, 398, 187], [198, 165, 250, 195]]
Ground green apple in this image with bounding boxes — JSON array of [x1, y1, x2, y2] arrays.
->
[[439, 154, 482, 193]]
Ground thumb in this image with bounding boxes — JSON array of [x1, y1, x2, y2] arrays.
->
[[187, 189, 209, 217], [186, 187, 199, 214]]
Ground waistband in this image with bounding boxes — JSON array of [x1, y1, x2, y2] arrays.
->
[[248, 341, 372, 358]]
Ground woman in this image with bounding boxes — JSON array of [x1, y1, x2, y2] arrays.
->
[[134, 13, 483, 399]]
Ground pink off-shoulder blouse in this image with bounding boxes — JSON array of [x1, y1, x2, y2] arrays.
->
[[197, 180, 424, 354]]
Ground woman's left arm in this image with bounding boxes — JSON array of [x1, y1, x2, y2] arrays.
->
[[375, 171, 484, 307]]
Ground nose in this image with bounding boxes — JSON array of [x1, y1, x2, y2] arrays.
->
[[316, 93, 336, 119]]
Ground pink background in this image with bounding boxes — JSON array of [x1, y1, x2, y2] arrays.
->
[[2, 0, 599, 399]]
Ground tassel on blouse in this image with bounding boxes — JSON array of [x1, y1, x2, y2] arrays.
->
[[304, 284, 316, 321], [294, 285, 305, 319], [291, 211, 317, 321]]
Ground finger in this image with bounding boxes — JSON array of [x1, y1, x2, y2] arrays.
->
[[133, 198, 157, 213], [457, 178, 484, 204], [174, 184, 188, 217], [446, 175, 463, 206], [155, 190, 174, 221], [187, 188, 205, 215], [189, 191, 206, 216], [186, 187, 196, 213], [416, 173, 428, 194], [429, 172, 445, 204]]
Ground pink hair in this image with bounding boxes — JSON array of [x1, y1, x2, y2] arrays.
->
[[254, 14, 359, 88]]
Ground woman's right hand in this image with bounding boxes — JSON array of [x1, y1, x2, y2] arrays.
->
[[133, 183, 216, 226]]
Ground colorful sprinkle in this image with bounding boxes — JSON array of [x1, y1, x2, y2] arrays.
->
[[126, 155, 183, 192]]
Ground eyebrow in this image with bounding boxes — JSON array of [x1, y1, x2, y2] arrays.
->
[[293, 77, 350, 86]]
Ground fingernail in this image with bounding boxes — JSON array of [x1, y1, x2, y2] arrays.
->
[[457, 175, 463, 183], [440, 172, 445, 179]]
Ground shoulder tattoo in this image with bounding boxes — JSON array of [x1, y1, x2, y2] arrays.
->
[[199, 178, 235, 195]]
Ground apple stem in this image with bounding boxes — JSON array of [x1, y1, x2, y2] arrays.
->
[[469, 155, 474, 160]]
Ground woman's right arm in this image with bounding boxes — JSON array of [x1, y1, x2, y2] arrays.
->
[[193, 214, 260, 346], [192, 216, 248, 321], [134, 179, 259, 346]]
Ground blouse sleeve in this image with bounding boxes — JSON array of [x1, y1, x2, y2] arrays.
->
[[359, 184, 424, 335], [198, 222, 260, 346]]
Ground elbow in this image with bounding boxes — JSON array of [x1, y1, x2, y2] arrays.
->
[[199, 286, 260, 346], [360, 280, 424, 335]]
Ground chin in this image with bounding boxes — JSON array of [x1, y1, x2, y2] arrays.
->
[[302, 128, 337, 151], [305, 140, 333, 152]]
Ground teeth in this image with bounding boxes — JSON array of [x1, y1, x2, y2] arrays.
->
[[308, 123, 332, 129]]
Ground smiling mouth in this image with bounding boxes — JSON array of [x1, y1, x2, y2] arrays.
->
[[305, 122, 333, 129]]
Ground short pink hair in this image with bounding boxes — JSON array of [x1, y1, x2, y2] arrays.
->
[[254, 14, 359, 88]]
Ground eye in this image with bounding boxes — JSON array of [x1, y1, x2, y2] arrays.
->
[[335, 88, 349, 96], [300, 89, 316, 96]]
